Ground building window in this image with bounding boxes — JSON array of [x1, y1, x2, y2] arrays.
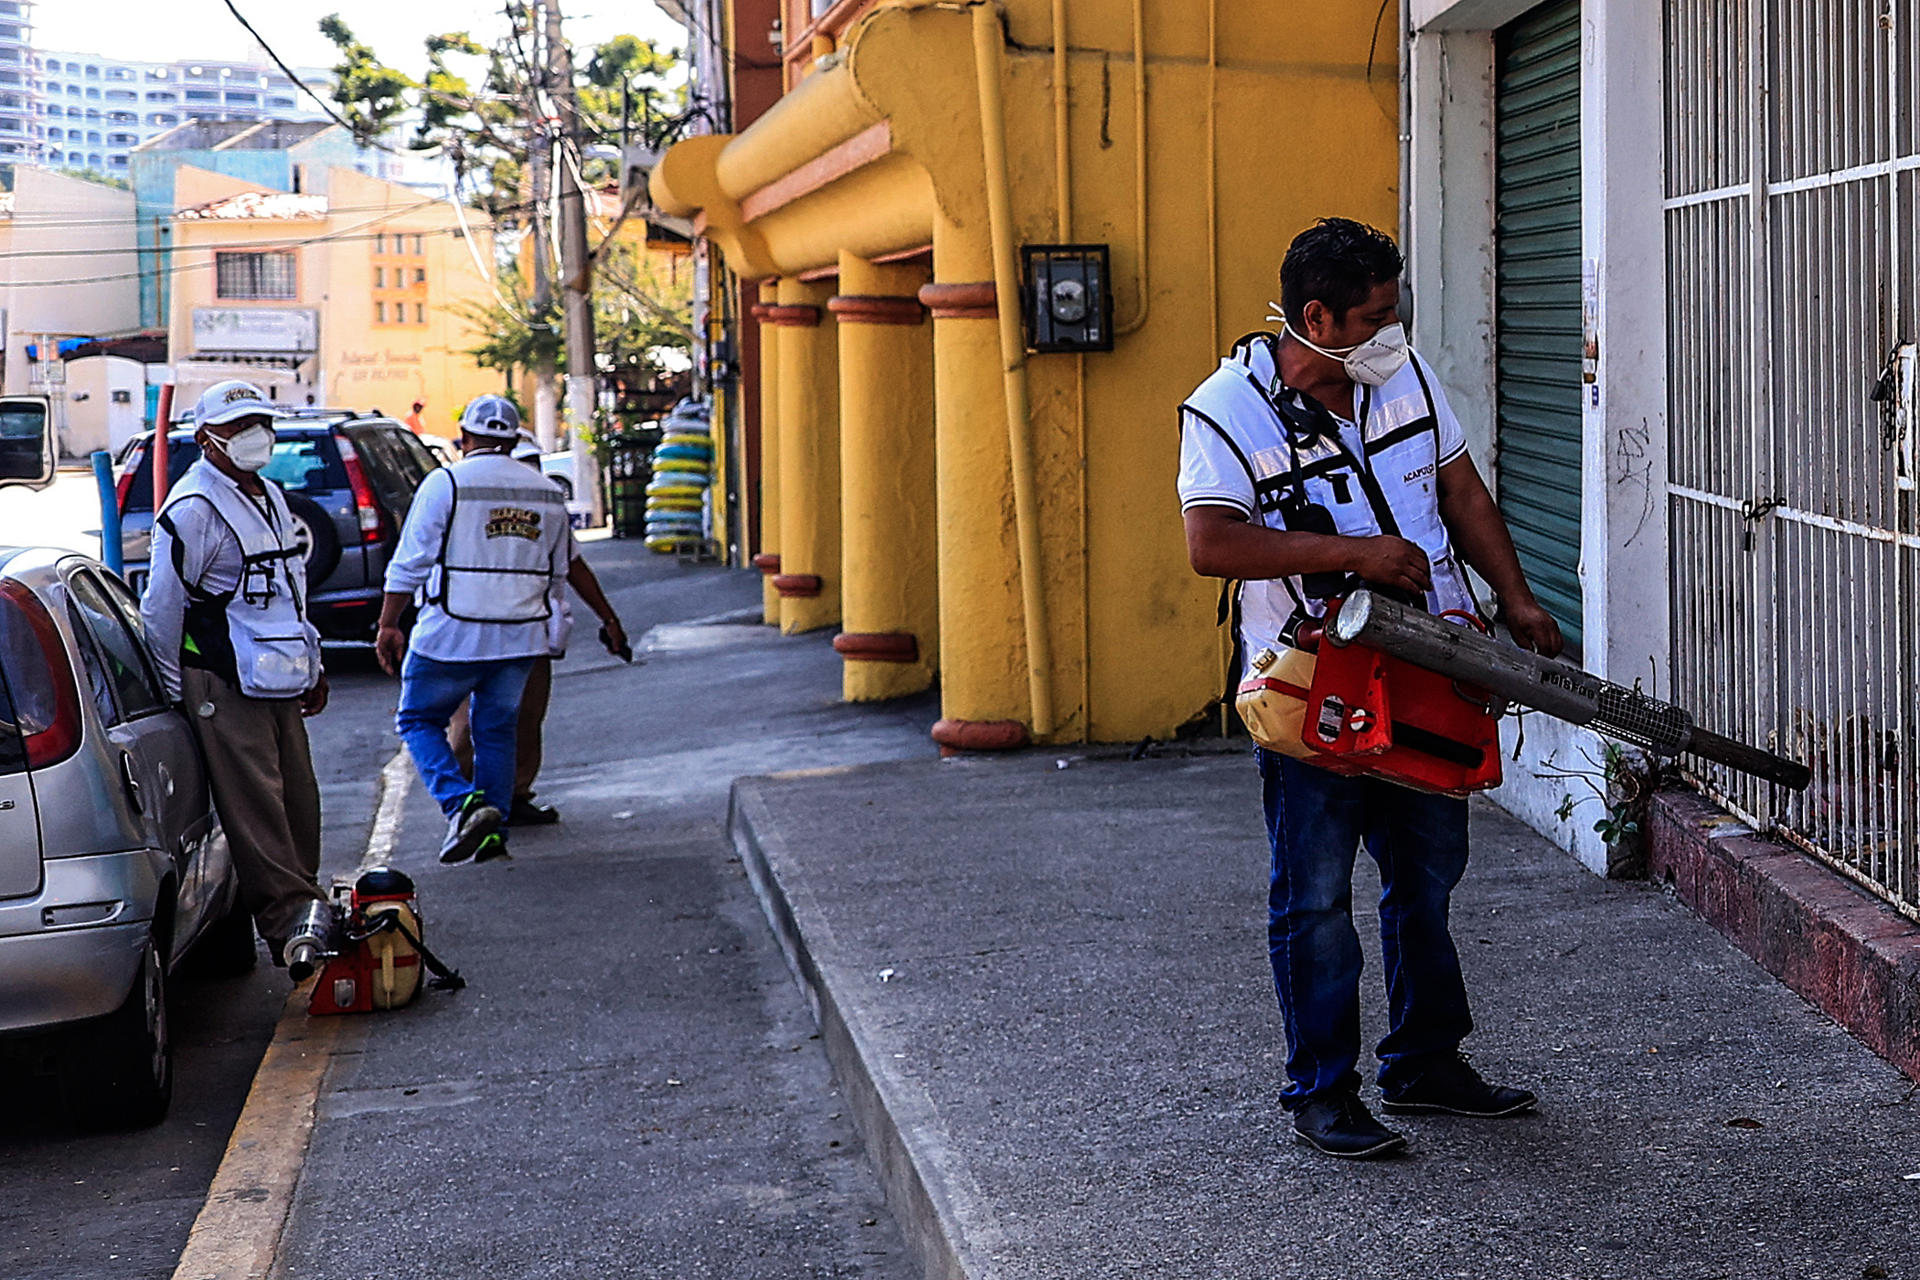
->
[[374, 266, 384, 287], [184, 89, 217, 102], [414, 303, 425, 324], [374, 301, 386, 323], [410, 234, 423, 255], [414, 267, 426, 285], [215, 250, 297, 300], [373, 233, 385, 253]]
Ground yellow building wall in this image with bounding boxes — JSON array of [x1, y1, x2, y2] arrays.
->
[[660, 0, 1399, 744], [167, 166, 500, 436]]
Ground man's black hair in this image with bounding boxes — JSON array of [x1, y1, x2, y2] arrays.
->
[[1278, 218, 1404, 329]]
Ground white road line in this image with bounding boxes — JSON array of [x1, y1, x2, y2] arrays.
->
[[358, 748, 413, 873], [170, 749, 407, 1280]]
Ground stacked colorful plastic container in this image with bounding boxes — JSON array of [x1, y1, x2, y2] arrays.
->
[[643, 424, 713, 552]]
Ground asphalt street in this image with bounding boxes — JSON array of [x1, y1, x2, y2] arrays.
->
[[2, 518, 928, 1280], [0, 625, 398, 1280], [265, 540, 932, 1279]]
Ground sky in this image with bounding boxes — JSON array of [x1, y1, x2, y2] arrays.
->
[[34, 1, 689, 72]]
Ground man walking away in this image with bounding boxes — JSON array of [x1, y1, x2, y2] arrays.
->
[[1178, 219, 1563, 1159], [447, 436, 630, 824], [377, 395, 570, 864], [141, 380, 330, 974]]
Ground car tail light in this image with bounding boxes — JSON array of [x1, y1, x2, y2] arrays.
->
[[115, 440, 143, 512], [0, 580, 81, 770], [337, 435, 384, 543]]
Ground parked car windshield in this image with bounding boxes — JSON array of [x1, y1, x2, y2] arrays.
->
[[121, 432, 347, 513]]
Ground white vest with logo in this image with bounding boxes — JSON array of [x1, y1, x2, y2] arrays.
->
[[157, 461, 321, 699], [429, 454, 567, 624], [1180, 332, 1476, 672]]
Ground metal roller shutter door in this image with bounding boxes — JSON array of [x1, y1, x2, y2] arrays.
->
[[1494, 0, 1584, 651]]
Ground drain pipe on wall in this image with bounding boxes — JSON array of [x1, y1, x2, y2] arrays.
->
[[971, 1, 1056, 738]]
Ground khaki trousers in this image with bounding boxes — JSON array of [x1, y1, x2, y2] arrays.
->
[[182, 667, 325, 941], [449, 654, 551, 802]]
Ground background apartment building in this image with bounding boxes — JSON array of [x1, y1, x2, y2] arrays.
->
[[34, 51, 394, 181], [0, 0, 38, 163]]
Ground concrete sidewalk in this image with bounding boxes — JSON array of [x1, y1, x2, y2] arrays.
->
[[731, 752, 1920, 1280]]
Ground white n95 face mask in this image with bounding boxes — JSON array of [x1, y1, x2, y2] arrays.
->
[[1289, 321, 1411, 387], [208, 423, 275, 473]]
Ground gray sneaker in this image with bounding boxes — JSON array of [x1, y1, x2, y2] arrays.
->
[[439, 793, 503, 864]]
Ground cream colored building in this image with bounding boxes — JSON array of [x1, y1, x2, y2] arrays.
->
[[0, 168, 140, 455], [166, 165, 500, 435]]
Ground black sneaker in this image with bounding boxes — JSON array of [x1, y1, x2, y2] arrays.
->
[[1291, 1092, 1410, 1159], [439, 793, 503, 864], [472, 831, 511, 863], [1380, 1054, 1537, 1117], [509, 797, 560, 826]]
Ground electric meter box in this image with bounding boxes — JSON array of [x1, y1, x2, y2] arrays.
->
[[1021, 244, 1113, 354]]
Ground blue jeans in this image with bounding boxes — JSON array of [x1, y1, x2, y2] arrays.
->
[[396, 653, 534, 823], [1258, 748, 1473, 1109]]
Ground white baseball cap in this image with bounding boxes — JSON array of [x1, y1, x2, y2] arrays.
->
[[459, 394, 522, 439], [192, 379, 279, 428], [510, 439, 541, 462]]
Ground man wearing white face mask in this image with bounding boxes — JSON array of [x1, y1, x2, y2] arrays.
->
[[142, 379, 329, 974], [1179, 219, 1562, 1159]]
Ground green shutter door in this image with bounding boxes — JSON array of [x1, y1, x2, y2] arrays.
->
[[1494, 0, 1583, 651]]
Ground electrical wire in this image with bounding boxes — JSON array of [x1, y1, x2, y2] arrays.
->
[[214, 0, 431, 158], [23, 197, 460, 286]]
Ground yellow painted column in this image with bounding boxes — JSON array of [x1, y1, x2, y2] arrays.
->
[[749, 281, 783, 625], [829, 252, 938, 701], [770, 277, 841, 634], [923, 214, 1030, 749]]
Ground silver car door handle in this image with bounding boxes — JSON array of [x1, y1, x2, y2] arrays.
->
[[119, 753, 145, 816]]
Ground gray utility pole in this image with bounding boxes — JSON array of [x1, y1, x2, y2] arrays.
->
[[543, 0, 606, 526], [526, 0, 560, 452]]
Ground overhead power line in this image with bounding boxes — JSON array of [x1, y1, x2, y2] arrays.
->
[[214, 0, 428, 158]]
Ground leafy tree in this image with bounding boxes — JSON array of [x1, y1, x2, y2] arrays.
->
[[320, 10, 693, 394]]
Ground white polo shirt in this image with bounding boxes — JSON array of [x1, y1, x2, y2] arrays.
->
[[1177, 331, 1478, 678]]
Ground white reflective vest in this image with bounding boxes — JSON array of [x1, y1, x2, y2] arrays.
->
[[1179, 332, 1477, 670], [156, 463, 321, 699], [429, 459, 568, 624]]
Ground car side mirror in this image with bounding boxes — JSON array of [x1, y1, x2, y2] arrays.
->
[[0, 396, 55, 491]]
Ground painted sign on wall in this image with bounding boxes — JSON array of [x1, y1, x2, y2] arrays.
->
[[192, 307, 320, 355]]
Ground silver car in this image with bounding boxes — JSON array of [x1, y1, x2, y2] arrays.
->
[[0, 547, 248, 1128]]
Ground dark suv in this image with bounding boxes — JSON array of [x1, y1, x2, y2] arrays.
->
[[117, 414, 441, 641]]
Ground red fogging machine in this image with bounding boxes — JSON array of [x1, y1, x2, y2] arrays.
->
[[285, 867, 466, 1016], [1237, 590, 1812, 798]]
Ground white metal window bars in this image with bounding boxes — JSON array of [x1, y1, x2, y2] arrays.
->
[[1664, 0, 1920, 921]]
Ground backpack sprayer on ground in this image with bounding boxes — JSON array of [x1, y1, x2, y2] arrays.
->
[[282, 868, 466, 1015], [1237, 589, 1811, 797]]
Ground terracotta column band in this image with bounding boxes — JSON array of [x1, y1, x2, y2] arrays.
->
[[930, 717, 1030, 753], [833, 632, 920, 663], [828, 295, 927, 325], [751, 553, 781, 575], [757, 304, 822, 327], [917, 281, 997, 320], [773, 573, 824, 598]]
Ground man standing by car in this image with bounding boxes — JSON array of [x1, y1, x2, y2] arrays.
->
[[141, 379, 330, 972], [1179, 219, 1563, 1159], [376, 395, 571, 864]]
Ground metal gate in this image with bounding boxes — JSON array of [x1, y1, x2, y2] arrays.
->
[[1495, 0, 1586, 652], [1664, 0, 1920, 920]]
